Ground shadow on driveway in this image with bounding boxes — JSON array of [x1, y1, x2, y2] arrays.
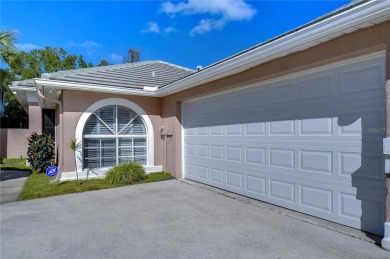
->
[[0, 170, 31, 181]]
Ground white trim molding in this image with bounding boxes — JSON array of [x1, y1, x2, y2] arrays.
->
[[35, 78, 156, 97], [74, 98, 155, 172], [382, 222, 390, 250]]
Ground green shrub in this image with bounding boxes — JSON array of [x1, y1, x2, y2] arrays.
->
[[27, 132, 55, 173], [105, 161, 146, 185]]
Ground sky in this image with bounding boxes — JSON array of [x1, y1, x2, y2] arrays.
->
[[2, 0, 352, 70]]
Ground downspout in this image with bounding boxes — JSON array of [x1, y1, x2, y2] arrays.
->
[[37, 89, 63, 182]]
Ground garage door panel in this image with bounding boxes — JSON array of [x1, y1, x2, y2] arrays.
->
[[299, 74, 333, 100], [196, 166, 209, 180], [226, 124, 243, 136], [299, 150, 333, 175], [245, 147, 266, 165], [299, 185, 333, 213], [269, 120, 295, 136], [210, 125, 224, 135], [186, 116, 385, 141], [183, 54, 386, 235], [210, 168, 224, 184], [299, 117, 333, 136], [338, 63, 384, 94], [269, 179, 295, 203], [186, 142, 384, 186], [226, 170, 244, 189], [245, 122, 266, 135], [245, 174, 267, 195], [269, 83, 297, 104], [183, 94, 385, 131], [269, 148, 295, 169]]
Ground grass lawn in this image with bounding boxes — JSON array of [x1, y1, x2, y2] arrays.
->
[[19, 171, 174, 200], [0, 158, 32, 171]]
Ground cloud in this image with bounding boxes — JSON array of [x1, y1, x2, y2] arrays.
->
[[68, 40, 101, 55], [68, 40, 101, 48], [143, 21, 160, 33], [163, 26, 176, 34], [15, 43, 42, 51], [109, 53, 123, 62], [143, 21, 177, 35], [160, 0, 256, 35], [190, 19, 225, 36]]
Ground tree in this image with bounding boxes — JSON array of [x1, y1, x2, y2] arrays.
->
[[0, 29, 25, 122], [2, 47, 94, 125], [11, 47, 94, 80], [0, 30, 21, 84], [98, 59, 109, 66], [77, 55, 93, 68], [123, 48, 140, 63], [4, 85, 27, 126]]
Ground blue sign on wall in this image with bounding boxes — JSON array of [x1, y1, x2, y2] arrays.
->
[[46, 165, 58, 177]]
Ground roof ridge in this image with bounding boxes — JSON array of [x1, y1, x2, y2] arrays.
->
[[157, 60, 195, 72]]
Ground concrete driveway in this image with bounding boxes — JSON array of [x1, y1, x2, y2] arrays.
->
[[0, 170, 30, 204], [1, 180, 388, 258]]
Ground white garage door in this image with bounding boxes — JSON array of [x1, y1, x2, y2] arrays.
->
[[183, 53, 387, 235]]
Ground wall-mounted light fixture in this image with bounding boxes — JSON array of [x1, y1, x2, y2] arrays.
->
[[159, 125, 165, 134]]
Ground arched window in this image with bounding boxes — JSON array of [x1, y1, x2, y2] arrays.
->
[[83, 105, 147, 169]]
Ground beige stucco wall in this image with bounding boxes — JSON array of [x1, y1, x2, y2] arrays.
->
[[60, 90, 163, 172], [5, 103, 42, 158], [162, 21, 390, 180]]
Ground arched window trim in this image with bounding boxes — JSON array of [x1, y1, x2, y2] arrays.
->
[[75, 98, 154, 172]]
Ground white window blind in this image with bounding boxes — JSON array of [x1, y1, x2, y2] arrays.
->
[[83, 105, 147, 169]]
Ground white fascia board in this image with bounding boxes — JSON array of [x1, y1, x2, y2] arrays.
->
[[157, 0, 390, 97], [9, 86, 36, 92], [34, 78, 157, 97]]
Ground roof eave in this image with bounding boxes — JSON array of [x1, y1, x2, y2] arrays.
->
[[34, 78, 158, 97]]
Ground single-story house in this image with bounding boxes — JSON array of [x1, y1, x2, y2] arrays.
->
[[4, 0, 390, 250]]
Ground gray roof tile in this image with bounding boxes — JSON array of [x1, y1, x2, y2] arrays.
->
[[12, 60, 195, 90]]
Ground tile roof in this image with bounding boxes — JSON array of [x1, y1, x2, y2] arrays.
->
[[12, 60, 194, 90]]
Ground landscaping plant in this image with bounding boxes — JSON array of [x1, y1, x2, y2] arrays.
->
[[66, 138, 82, 182], [27, 132, 54, 173], [105, 161, 146, 185], [19, 171, 172, 200]]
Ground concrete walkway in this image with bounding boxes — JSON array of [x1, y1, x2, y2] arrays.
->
[[0, 170, 30, 204], [1, 180, 388, 258]]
